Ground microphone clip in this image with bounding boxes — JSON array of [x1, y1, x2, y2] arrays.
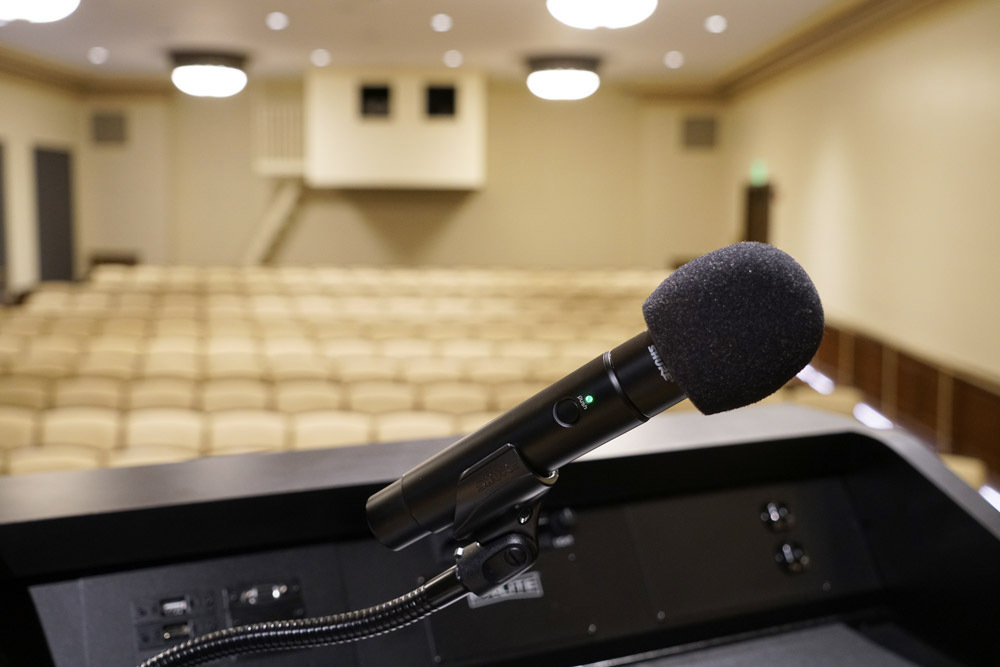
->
[[450, 443, 557, 596]]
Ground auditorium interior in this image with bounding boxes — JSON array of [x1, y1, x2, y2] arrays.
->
[[0, 1, 998, 666]]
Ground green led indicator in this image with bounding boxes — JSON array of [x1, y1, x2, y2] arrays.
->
[[585, 395, 594, 404]]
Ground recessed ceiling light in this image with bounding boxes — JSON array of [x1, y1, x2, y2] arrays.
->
[[0, 0, 80, 23], [310, 49, 332, 67], [430, 13, 453, 32], [88, 47, 110, 65], [663, 51, 684, 69], [266, 12, 289, 31], [443, 50, 463, 68], [546, 0, 657, 30], [705, 14, 728, 34]]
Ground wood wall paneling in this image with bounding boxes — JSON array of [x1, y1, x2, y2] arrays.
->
[[895, 352, 939, 443], [852, 334, 883, 406], [951, 379, 1000, 474], [813, 326, 840, 379]]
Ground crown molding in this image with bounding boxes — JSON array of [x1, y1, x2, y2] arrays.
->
[[715, 0, 952, 99], [0, 44, 172, 96]]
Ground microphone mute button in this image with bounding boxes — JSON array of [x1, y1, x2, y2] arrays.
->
[[554, 398, 582, 427]]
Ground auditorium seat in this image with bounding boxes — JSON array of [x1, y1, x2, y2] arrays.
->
[[114, 293, 158, 315], [940, 453, 989, 489], [374, 411, 457, 443], [0, 375, 50, 410], [494, 381, 548, 411], [5, 444, 103, 475], [153, 318, 202, 337], [107, 445, 199, 468], [380, 338, 436, 360], [208, 410, 288, 454], [336, 357, 399, 383], [128, 378, 199, 410], [98, 317, 150, 337], [48, 316, 99, 337], [400, 357, 465, 384], [321, 339, 378, 359], [532, 356, 583, 384], [456, 410, 503, 434], [124, 409, 205, 451], [201, 379, 270, 412], [139, 351, 202, 380], [274, 380, 342, 413], [206, 319, 257, 338], [1, 313, 50, 336], [421, 382, 490, 416], [0, 406, 38, 450], [52, 377, 124, 409], [40, 408, 120, 451], [290, 411, 372, 450], [204, 352, 264, 380], [438, 339, 493, 361], [466, 357, 531, 385], [77, 350, 139, 380], [347, 381, 416, 414]]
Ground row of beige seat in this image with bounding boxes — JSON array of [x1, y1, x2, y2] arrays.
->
[[0, 345, 604, 383], [0, 376, 557, 414], [83, 264, 664, 297], [18, 295, 642, 326], [0, 406, 498, 475], [0, 316, 640, 343]]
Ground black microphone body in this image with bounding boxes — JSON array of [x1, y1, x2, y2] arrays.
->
[[366, 242, 825, 552], [366, 331, 686, 550]]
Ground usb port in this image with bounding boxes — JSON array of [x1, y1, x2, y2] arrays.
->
[[162, 622, 192, 641], [160, 597, 190, 617]]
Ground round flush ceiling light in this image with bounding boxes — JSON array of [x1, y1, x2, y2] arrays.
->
[[526, 57, 600, 101], [171, 51, 248, 98], [0, 0, 81, 23], [546, 0, 656, 30]]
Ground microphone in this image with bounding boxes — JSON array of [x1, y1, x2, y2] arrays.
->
[[366, 242, 824, 550]]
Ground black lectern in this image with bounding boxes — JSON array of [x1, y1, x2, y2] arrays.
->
[[1, 406, 997, 666]]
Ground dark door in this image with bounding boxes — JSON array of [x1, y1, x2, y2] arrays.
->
[[744, 184, 772, 244], [35, 148, 75, 281]]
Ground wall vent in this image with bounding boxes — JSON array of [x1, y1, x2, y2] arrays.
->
[[92, 111, 127, 145], [682, 115, 717, 149]]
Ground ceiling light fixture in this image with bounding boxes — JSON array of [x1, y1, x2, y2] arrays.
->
[[170, 51, 248, 98], [265, 11, 289, 31], [87, 46, 109, 65], [705, 14, 728, 34], [526, 57, 600, 101], [443, 50, 463, 68], [663, 50, 684, 69], [430, 13, 453, 32], [546, 0, 656, 30], [0, 0, 81, 23], [310, 49, 332, 67]]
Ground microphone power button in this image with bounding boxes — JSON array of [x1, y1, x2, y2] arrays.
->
[[554, 398, 583, 427]]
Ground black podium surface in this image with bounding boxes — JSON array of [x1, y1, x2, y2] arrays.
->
[[1, 406, 998, 666]]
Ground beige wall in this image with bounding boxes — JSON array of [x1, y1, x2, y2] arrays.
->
[[0, 75, 80, 291], [78, 94, 173, 265], [170, 89, 272, 265], [724, 0, 1000, 381], [277, 82, 728, 269]]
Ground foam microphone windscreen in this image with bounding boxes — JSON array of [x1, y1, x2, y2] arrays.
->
[[642, 242, 824, 415]]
